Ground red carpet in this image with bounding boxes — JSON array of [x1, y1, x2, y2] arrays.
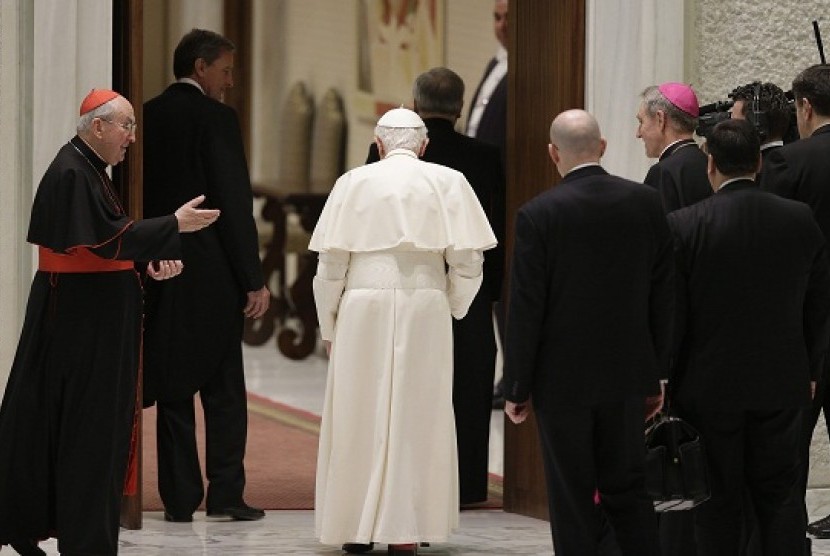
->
[[141, 393, 503, 510], [142, 393, 320, 510]]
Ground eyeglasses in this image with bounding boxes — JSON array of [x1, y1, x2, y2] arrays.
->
[[102, 118, 138, 134]]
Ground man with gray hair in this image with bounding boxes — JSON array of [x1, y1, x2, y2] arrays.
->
[[367, 67, 505, 508], [505, 109, 668, 555], [637, 82, 711, 213], [0, 89, 218, 556], [313, 107, 496, 555]]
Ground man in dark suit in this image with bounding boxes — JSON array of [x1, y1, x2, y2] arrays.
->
[[367, 67, 505, 507], [468, 0, 509, 408], [637, 81, 710, 556], [723, 80, 793, 556], [668, 118, 830, 555], [637, 82, 712, 213], [760, 63, 830, 543], [142, 28, 270, 523], [504, 109, 668, 556], [466, 0, 508, 161]]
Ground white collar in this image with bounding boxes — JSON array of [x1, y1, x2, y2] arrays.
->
[[716, 175, 754, 191], [659, 138, 692, 159], [383, 148, 419, 159], [178, 77, 204, 95], [565, 162, 602, 175]]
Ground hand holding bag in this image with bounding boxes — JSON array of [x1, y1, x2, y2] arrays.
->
[[644, 413, 711, 511]]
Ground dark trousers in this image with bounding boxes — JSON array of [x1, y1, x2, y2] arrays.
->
[[535, 398, 660, 556], [452, 291, 496, 504], [659, 512, 697, 556], [156, 349, 248, 515], [681, 407, 803, 556], [800, 373, 830, 529]]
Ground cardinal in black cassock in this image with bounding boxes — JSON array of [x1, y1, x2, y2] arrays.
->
[[0, 89, 217, 556]]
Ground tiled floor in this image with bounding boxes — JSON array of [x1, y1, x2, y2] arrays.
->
[[29, 343, 830, 554]]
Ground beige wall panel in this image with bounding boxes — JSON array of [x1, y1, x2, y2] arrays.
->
[[247, 0, 501, 181]]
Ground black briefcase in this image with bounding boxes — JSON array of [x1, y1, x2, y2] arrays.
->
[[644, 414, 710, 511]]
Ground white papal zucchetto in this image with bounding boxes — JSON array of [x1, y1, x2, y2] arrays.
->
[[376, 107, 425, 129]]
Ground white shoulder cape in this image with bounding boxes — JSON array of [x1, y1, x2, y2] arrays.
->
[[308, 149, 497, 253]]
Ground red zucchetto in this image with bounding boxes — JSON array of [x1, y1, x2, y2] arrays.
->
[[79, 89, 120, 116]]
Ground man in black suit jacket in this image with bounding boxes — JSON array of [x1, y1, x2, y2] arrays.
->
[[760, 64, 830, 542], [724, 80, 792, 556], [637, 82, 711, 213], [468, 0, 509, 409], [637, 82, 710, 556], [466, 0, 508, 162], [367, 67, 505, 507], [504, 109, 668, 556], [669, 119, 830, 555], [142, 29, 270, 523]]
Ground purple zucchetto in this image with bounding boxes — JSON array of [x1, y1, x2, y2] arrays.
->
[[658, 82, 700, 118]]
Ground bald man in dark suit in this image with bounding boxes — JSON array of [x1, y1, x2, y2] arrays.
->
[[504, 109, 668, 556]]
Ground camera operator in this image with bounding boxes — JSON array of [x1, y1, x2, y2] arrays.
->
[[760, 63, 830, 549], [705, 83, 803, 556], [729, 82, 791, 175]]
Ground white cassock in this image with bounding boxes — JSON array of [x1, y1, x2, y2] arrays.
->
[[310, 148, 497, 546]]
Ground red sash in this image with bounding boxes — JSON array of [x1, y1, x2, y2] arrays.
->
[[38, 246, 133, 272]]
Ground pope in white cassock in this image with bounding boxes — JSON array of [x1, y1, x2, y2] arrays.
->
[[310, 107, 497, 554]]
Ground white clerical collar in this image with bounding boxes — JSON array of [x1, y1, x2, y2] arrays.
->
[[384, 148, 419, 159], [761, 140, 783, 151], [659, 138, 692, 159], [566, 162, 602, 175], [178, 77, 205, 95], [716, 175, 754, 192], [495, 45, 507, 63], [812, 121, 830, 135]]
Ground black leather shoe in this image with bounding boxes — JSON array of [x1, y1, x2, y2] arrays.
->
[[9, 539, 46, 556], [342, 543, 374, 554], [163, 511, 193, 523], [207, 503, 265, 521], [808, 514, 830, 538]]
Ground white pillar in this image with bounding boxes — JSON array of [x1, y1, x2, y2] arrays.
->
[[0, 0, 34, 400], [585, 0, 688, 181], [0, 0, 113, 402]]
